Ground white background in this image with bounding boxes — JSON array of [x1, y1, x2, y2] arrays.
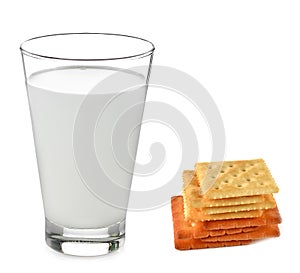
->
[[1, 0, 299, 272]]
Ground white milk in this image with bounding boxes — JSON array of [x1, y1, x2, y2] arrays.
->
[[27, 66, 146, 228]]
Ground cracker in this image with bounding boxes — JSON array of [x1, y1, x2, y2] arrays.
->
[[183, 170, 265, 208], [171, 196, 253, 250], [192, 194, 265, 208], [201, 224, 280, 242], [202, 194, 276, 214], [193, 225, 260, 239], [171, 196, 280, 250], [185, 199, 263, 221], [175, 238, 252, 250], [195, 159, 279, 198], [172, 196, 261, 240], [183, 172, 265, 221], [182, 170, 195, 188], [203, 207, 282, 230]]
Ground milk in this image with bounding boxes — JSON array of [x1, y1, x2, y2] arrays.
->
[[27, 66, 146, 228]]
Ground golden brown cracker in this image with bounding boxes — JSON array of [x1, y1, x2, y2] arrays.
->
[[201, 224, 280, 242], [173, 196, 271, 240], [183, 170, 265, 208], [185, 200, 263, 221], [193, 226, 260, 239], [193, 195, 265, 208], [202, 207, 282, 230], [171, 196, 253, 250], [174, 237, 252, 250], [195, 159, 279, 198], [202, 194, 276, 215]]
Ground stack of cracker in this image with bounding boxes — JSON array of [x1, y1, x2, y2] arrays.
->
[[171, 159, 281, 250]]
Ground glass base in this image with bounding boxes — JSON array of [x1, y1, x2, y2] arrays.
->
[[45, 218, 125, 256]]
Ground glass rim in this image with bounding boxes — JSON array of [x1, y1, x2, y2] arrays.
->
[[20, 32, 155, 61]]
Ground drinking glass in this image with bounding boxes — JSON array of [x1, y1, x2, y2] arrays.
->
[[20, 33, 154, 256]]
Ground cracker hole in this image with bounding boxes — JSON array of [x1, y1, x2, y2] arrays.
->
[[223, 180, 229, 183], [237, 184, 243, 188], [215, 187, 220, 190], [229, 164, 233, 167], [233, 174, 238, 177], [250, 163, 254, 166], [220, 170, 225, 173], [255, 173, 259, 175], [242, 169, 246, 172], [246, 178, 251, 182], [259, 182, 264, 186]]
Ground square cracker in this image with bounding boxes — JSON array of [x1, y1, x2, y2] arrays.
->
[[183, 170, 265, 208], [175, 238, 252, 250], [185, 199, 263, 221], [171, 196, 280, 250], [183, 192, 263, 221], [201, 224, 280, 242], [202, 194, 276, 215], [171, 196, 253, 250], [172, 196, 263, 240], [195, 159, 279, 198], [202, 207, 282, 230]]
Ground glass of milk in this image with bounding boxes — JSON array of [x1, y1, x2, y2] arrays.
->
[[20, 33, 154, 256]]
